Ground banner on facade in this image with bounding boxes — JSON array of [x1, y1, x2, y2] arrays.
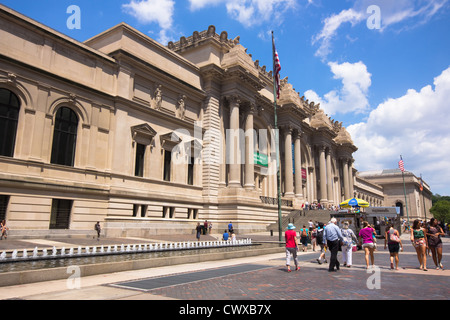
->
[[254, 152, 268, 167]]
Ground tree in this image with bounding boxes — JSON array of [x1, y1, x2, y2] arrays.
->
[[430, 200, 450, 223]]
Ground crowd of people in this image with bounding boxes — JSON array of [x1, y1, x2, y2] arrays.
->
[[285, 217, 446, 272]]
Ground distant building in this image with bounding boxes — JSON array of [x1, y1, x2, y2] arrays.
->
[[357, 169, 432, 222]]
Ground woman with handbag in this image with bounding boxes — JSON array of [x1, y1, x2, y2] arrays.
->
[[427, 218, 444, 270], [384, 223, 403, 270]]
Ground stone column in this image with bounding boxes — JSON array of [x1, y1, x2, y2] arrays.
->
[[326, 149, 333, 205], [244, 105, 255, 190], [228, 96, 241, 188], [348, 159, 354, 197], [319, 146, 328, 204], [284, 127, 294, 197], [342, 158, 350, 199], [294, 131, 303, 198]]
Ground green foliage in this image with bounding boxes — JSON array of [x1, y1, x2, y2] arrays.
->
[[430, 199, 450, 223], [432, 194, 450, 205]]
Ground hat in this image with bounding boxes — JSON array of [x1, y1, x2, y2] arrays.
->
[[287, 223, 296, 230]]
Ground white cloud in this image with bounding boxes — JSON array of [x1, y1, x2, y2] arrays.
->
[[347, 66, 450, 195], [122, 0, 175, 43], [312, 8, 364, 60], [188, 0, 297, 27], [313, 0, 449, 60], [304, 61, 372, 115]]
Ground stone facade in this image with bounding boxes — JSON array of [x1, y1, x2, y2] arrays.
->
[[0, 5, 361, 237], [357, 170, 432, 222]]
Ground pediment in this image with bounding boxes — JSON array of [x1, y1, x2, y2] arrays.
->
[[131, 123, 156, 145]]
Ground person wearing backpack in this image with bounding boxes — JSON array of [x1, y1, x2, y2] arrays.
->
[[299, 225, 309, 252]]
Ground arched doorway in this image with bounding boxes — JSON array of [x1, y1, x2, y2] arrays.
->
[[395, 201, 404, 217]]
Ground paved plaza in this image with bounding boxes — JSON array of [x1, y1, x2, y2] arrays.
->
[[0, 233, 448, 310]]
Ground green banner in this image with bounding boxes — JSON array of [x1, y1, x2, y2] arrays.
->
[[254, 152, 268, 167]]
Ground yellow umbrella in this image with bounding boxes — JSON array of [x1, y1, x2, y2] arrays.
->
[[339, 198, 369, 208]]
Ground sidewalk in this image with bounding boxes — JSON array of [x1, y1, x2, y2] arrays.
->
[[0, 231, 448, 302]]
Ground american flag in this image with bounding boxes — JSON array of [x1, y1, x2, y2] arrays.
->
[[398, 156, 405, 172], [272, 33, 281, 100]]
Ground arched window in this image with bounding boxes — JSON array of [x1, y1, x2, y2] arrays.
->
[[50, 107, 78, 166], [0, 89, 20, 157]]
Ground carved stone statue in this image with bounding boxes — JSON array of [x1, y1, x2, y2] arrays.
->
[[177, 94, 186, 119], [153, 85, 162, 110]]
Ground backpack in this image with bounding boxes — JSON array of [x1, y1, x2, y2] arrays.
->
[[316, 229, 323, 243], [301, 228, 307, 237]]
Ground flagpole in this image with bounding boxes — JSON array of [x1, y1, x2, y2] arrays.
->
[[400, 155, 410, 224], [272, 31, 282, 242]]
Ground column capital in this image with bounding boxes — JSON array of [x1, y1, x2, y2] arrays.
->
[[282, 125, 293, 135], [226, 94, 241, 105]]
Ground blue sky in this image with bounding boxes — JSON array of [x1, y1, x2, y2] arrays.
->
[[2, 0, 450, 196]]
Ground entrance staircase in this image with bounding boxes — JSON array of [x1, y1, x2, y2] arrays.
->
[[266, 209, 332, 233]]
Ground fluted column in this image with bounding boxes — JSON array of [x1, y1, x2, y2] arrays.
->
[[319, 146, 328, 203], [228, 96, 241, 188], [348, 159, 354, 197], [326, 149, 333, 205], [284, 127, 294, 197], [342, 158, 350, 199], [294, 131, 303, 198], [244, 105, 255, 190]]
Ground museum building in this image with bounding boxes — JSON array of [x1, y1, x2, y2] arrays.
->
[[0, 5, 430, 237]]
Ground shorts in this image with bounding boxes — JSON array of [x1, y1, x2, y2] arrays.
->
[[388, 242, 400, 253], [413, 238, 426, 248], [300, 236, 308, 246], [362, 242, 375, 249]]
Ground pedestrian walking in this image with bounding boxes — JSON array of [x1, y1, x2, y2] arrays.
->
[[311, 226, 317, 251], [316, 222, 327, 264], [359, 221, 376, 269], [323, 218, 343, 272], [384, 223, 403, 270], [208, 221, 212, 234], [426, 218, 444, 270], [285, 223, 300, 272], [196, 222, 202, 241], [94, 221, 101, 241], [411, 219, 428, 271], [341, 221, 356, 268], [0, 220, 8, 240], [299, 225, 309, 252], [228, 221, 233, 233]]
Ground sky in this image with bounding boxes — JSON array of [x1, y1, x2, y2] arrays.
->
[[1, 0, 450, 196]]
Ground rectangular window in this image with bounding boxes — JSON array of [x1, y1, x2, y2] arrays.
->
[[0, 195, 9, 222], [163, 150, 171, 181], [50, 199, 72, 229], [133, 204, 139, 217], [141, 205, 147, 218], [187, 156, 194, 185], [135, 143, 146, 177]]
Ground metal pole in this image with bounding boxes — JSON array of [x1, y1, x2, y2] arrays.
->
[[272, 31, 283, 242], [402, 171, 410, 224]]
